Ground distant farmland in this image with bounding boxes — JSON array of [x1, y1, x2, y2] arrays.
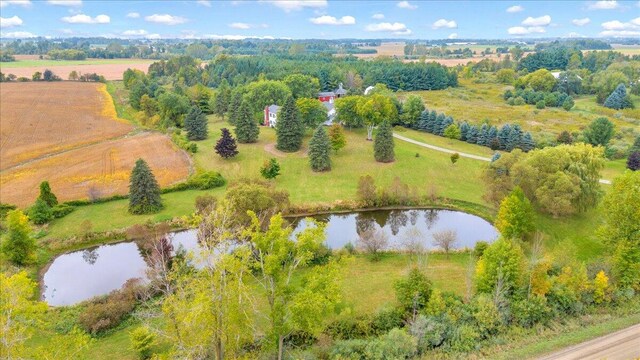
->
[[0, 82, 190, 207], [0, 58, 153, 80]]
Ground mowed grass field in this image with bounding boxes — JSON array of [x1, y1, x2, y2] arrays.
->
[[406, 78, 640, 144], [0, 58, 153, 80], [0, 82, 191, 207]]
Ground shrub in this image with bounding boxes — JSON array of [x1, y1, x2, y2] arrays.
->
[[511, 296, 552, 328], [450, 153, 460, 165], [357, 175, 377, 207], [260, 158, 281, 180], [536, 100, 546, 109], [370, 308, 405, 336], [627, 151, 640, 171], [130, 326, 156, 359], [190, 171, 225, 190], [443, 124, 461, 140], [51, 204, 75, 219], [29, 198, 53, 225], [78, 279, 143, 334], [562, 97, 575, 111], [38, 181, 58, 207], [325, 315, 373, 340], [194, 194, 217, 215], [473, 241, 489, 258], [0, 203, 17, 219], [472, 295, 503, 336], [449, 324, 480, 352], [593, 270, 611, 304], [513, 96, 525, 105], [395, 268, 432, 317]]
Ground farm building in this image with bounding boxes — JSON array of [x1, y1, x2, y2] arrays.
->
[[263, 83, 345, 127], [263, 104, 280, 127]]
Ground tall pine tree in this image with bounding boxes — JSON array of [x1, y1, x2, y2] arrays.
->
[[215, 128, 239, 159], [507, 124, 523, 151], [374, 121, 395, 163], [213, 79, 231, 120], [276, 96, 304, 152], [417, 110, 429, 132], [604, 84, 632, 110], [498, 124, 511, 150], [234, 100, 259, 143], [184, 105, 208, 141], [466, 125, 478, 144], [308, 125, 331, 171], [228, 90, 243, 125], [129, 158, 163, 214], [460, 122, 470, 141], [520, 132, 536, 152], [435, 113, 446, 135]]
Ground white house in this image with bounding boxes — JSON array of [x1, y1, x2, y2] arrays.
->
[[263, 104, 280, 127]]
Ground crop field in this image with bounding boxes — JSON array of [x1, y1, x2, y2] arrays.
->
[[0, 59, 153, 80], [0, 82, 133, 169], [406, 78, 640, 144], [0, 82, 190, 207]]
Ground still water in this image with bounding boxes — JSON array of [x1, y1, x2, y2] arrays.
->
[[42, 209, 498, 306]]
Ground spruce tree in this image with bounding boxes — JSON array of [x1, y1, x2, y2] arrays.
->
[[215, 128, 239, 159], [426, 110, 437, 133], [234, 100, 259, 143], [507, 124, 523, 151], [460, 122, 470, 141], [604, 84, 628, 110], [184, 105, 208, 141], [466, 125, 478, 144], [478, 124, 489, 146], [228, 90, 243, 125], [498, 124, 511, 150], [435, 113, 446, 135], [213, 79, 231, 120], [417, 110, 429, 132], [374, 121, 395, 163], [308, 125, 331, 172], [631, 135, 640, 154], [275, 96, 304, 152], [520, 132, 536, 152], [129, 158, 163, 215], [38, 181, 58, 207]]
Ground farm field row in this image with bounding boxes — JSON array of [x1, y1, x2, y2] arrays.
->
[[0, 60, 152, 80]]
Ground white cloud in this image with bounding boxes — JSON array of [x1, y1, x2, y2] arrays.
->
[[521, 15, 551, 27], [310, 15, 355, 25], [432, 18, 457, 29], [122, 29, 147, 36], [601, 19, 637, 30], [372, 13, 385, 19], [600, 29, 640, 36], [229, 22, 251, 29], [146, 33, 161, 39], [126, 12, 140, 19], [588, 1, 619, 9], [397, 1, 417, 9], [47, 0, 82, 6], [1, 31, 36, 37], [261, 0, 327, 12], [506, 5, 524, 13], [448, 33, 458, 39], [630, 17, 640, 26], [196, 0, 211, 7], [0, 0, 31, 8], [145, 14, 187, 25], [508, 26, 546, 35], [572, 18, 591, 26], [0, 15, 23, 28], [365, 22, 412, 35], [565, 32, 585, 38], [61, 14, 110, 24]]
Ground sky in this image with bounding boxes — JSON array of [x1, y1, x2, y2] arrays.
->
[[1, 0, 639, 40]]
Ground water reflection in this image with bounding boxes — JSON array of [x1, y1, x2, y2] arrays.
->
[[42, 209, 498, 306]]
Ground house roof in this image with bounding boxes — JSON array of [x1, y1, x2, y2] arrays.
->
[[335, 83, 347, 95], [318, 91, 335, 97], [267, 104, 280, 113]]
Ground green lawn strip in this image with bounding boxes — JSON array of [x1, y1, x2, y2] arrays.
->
[[601, 158, 629, 182], [105, 81, 142, 127], [0, 58, 154, 68], [490, 308, 640, 360], [393, 127, 497, 157]]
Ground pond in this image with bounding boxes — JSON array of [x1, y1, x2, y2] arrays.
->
[[41, 209, 498, 306]]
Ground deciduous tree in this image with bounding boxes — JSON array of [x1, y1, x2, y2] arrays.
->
[[494, 187, 535, 240], [1, 210, 35, 265], [475, 238, 526, 297], [296, 98, 327, 128], [328, 123, 346, 153], [357, 94, 397, 140]]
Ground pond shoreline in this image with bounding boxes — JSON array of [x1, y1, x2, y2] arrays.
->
[[39, 204, 496, 305]]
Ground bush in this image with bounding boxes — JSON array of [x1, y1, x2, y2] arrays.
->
[[325, 315, 373, 340], [513, 96, 525, 106], [331, 329, 417, 360], [536, 100, 546, 109], [190, 171, 225, 190], [29, 198, 53, 225], [52, 204, 75, 218], [511, 296, 552, 328], [395, 268, 432, 316], [370, 308, 404, 336], [78, 279, 143, 334], [473, 241, 489, 258], [194, 194, 217, 215], [0, 203, 17, 219], [130, 326, 156, 359], [449, 324, 480, 352]]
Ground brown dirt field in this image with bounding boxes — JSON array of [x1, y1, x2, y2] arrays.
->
[[1, 62, 152, 80], [0, 132, 191, 207], [13, 55, 40, 61], [0, 82, 133, 170]]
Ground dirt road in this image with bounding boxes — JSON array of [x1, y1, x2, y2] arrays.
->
[[538, 323, 640, 360]]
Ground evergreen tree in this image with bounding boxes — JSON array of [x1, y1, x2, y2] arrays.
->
[[215, 128, 239, 159], [491, 152, 501, 163], [441, 116, 454, 136], [228, 90, 243, 125], [38, 181, 58, 207], [460, 122, 470, 141], [275, 96, 304, 152], [604, 83, 632, 110], [417, 110, 429, 132], [557, 130, 573, 144], [630, 135, 640, 154], [627, 151, 640, 171], [129, 159, 163, 215], [328, 123, 346, 153], [488, 126, 499, 144], [213, 79, 231, 120], [498, 124, 512, 150], [466, 125, 478, 144], [520, 132, 536, 152], [426, 110, 437, 133], [30, 198, 53, 225], [434, 113, 446, 136], [184, 105, 208, 141], [584, 117, 614, 147], [308, 125, 331, 172], [374, 121, 395, 163], [507, 124, 523, 151], [234, 101, 259, 143], [478, 124, 489, 146]]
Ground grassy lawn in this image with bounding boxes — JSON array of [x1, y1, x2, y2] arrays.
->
[[394, 127, 496, 157], [405, 78, 638, 145], [0, 58, 154, 68]]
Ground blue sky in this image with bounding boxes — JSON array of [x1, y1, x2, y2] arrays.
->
[[1, 0, 639, 40]]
